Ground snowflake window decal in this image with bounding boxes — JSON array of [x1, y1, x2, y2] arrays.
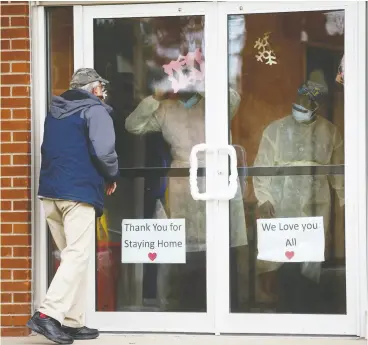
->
[[254, 32, 278, 66], [162, 48, 205, 93]]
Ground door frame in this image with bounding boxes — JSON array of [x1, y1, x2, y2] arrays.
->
[[214, 1, 367, 336], [77, 1, 221, 333], [32, 0, 367, 337]]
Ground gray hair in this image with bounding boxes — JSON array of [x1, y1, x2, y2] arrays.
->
[[79, 80, 101, 92]]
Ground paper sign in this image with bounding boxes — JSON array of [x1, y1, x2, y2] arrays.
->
[[257, 217, 325, 262], [121, 219, 186, 264]]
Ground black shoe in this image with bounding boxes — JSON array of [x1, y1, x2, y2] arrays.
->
[[26, 312, 74, 344], [61, 325, 99, 340]]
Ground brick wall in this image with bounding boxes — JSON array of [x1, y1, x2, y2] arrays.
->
[[0, 1, 32, 337]]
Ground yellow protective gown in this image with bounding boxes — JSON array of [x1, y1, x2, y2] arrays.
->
[[125, 90, 248, 310], [253, 115, 344, 281]]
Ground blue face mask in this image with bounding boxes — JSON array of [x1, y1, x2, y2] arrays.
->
[[180, 94, 201, 108]]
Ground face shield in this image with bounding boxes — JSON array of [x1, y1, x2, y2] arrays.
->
[[292, 82, 327, 122]]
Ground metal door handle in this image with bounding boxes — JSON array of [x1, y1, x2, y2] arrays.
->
[[216, 145, 238, 200], [190, 144, 239, 201]]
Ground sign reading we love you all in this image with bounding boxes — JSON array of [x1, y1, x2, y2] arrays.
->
[[257, 217, 325, 262], [121, 219, 186, 264]]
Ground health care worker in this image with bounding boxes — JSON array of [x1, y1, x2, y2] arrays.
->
[[253, 81, 345, 312]]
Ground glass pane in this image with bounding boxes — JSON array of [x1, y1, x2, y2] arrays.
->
[[93, 16, 207, 312], [228, 11, 345, 314], [46, 7, 74, 285]]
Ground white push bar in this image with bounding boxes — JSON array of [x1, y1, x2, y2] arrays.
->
[[189, 143, 213, 200], [189, 144, 239, 201]]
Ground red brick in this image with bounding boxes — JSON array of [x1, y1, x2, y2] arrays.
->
[[13, 247, 31, 257], [13, 201, 31, 211], [1, 108, 11, 119], [13, 269, 31, 280], [1, 178, 12, 188], [1, 270, 12, 280], [1, 293, 12, 303], [0, 154, 11, 165], [1, 201, 12, 211], [11, 17, 29, 27], [0, 62, 10, 73], [13, 293, 31, 303], [0, 131, 11, 141], [13, 177, 30, 188], [1, 142, 30, 154], [1, 315, 30, 327], [1, 258, 31, 270], [1, 39, 10, 50], [1, 4, 29, 16], [1, 86, 11, 97], [2, 97, 30, 108], [0, 212, 31, 223], [1, 50, 30, 61], [0, 222, 14, 234], [0, 235, 31, 246], [1, 17, 10, 27], [12, 86, 30, 97], [1, 246, 12, 257], [13, 132, 31, 143], [1, 120, 30, 131], [12, 39, 30, 50], [13, 154, 31, 165], [11, 62, 30, 73], [0, 224, 12, 234], [2, 73, 30, 85], [12, 108, 30, 119], [2, 281, 31, 292], [1, 189, 30, 199], [0, 224, 13, 234], [0, 26, 22, 40], [1, 304, 31, 315], [1, 327, 31, 337], [1, 166, 30, 177], [13, 224, 30, 234]]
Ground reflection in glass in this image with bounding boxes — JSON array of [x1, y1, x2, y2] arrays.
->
[[228, 11, 346, 314]]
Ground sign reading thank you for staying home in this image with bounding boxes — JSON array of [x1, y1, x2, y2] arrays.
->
[[121, 219, 186, 264]]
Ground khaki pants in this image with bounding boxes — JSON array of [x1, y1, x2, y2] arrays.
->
[[39, 199, 95, 327]]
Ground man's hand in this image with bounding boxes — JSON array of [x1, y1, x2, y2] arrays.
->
[[259, 201, 275, 218], [105, 182, 117, 196]]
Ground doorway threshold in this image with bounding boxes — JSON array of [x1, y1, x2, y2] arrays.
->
[[3, 334, 364, 345]]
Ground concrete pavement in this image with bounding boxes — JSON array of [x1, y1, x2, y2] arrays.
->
[[1, 334, 366, 345]]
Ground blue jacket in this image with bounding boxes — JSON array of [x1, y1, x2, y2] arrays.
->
[[38, 89, 119, 215]]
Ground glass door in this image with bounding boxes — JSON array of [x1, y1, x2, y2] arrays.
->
[[75, 0, 363, 335], [215, 1, 360, 335], [77, 2, 221, 333]]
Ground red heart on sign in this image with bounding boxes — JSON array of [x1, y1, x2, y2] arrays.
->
[[285, 251, 294, 260], [148, 253, 157, 261]]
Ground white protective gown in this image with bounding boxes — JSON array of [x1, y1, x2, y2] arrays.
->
[[253, 115, 344, 281], [125, 89, 247, 252]]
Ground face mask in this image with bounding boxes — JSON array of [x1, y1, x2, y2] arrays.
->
[[180, 94, 200, 109], [292, 104, 314, 122]]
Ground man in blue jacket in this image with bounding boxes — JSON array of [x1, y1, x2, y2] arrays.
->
[[27, 68, 119, 344]]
